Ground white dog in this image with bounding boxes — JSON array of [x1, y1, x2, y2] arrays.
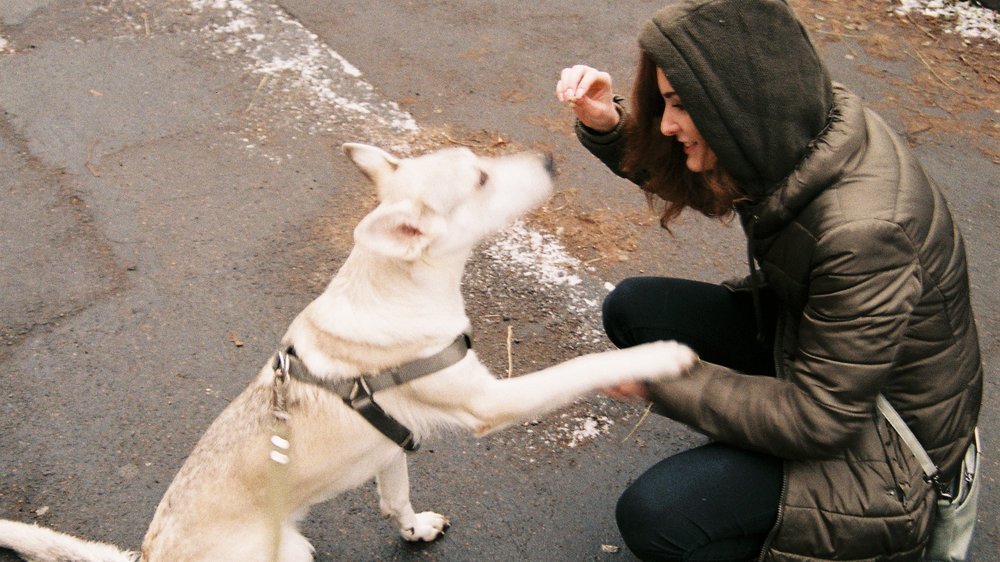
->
[[0, 144, 696, 562]]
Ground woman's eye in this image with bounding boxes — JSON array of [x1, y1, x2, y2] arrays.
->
[[478, 170, 489, 188]]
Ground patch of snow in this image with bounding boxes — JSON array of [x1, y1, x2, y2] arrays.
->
[[486, 221, 583, 288], [187, 0, 416, 134], [0, 36, 8, 52], [567, 415, 614, 447], [485, 220, 610, 343], [526, 414, 616, 448], [896, 0, 1000, 43]]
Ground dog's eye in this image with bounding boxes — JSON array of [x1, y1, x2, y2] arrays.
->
[[477, 170, 489, 189]]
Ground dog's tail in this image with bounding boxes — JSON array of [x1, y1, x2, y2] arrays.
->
[[0, 519, 138, 562]]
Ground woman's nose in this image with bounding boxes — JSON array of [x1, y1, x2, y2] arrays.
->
[[660, 112, 679, 136]]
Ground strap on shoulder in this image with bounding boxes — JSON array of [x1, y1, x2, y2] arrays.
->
[[876, 393, 939, 480]]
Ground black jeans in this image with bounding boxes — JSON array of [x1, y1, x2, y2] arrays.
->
[[603, 277, 783, 562]]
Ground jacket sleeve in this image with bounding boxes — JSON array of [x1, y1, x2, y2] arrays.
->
[[574, 97, 642, 184], [648, 219, 922, 458]]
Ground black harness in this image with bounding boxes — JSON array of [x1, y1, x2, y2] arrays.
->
[[272, 332, 472, 452]]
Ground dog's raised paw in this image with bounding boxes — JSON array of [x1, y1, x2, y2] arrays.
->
[[401, 511, 450, 542], [627, 340, 699, 380]]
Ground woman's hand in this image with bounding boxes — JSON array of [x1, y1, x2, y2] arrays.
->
[[556, 65, 620, 133], [602, 381, 651, 401]]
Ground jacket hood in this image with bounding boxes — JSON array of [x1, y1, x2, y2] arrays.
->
[[639, 0, 834, 198], [751, 85, 864, 237]]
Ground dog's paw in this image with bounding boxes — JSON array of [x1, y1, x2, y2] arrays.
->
[[400, 511, 450, 542], [625, 340, 699, 380]]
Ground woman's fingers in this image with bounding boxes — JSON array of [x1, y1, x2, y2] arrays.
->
[[602, 381, 651, 401], [556, 65, 619, 133], [557, 65, 610, 102]]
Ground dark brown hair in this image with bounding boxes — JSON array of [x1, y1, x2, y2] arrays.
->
[[621, 51, 746, 229]]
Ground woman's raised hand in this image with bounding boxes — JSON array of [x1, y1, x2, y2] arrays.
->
[[556, 65, 620, 133]]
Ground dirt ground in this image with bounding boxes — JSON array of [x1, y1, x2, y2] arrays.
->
[[793, 0, 998, 161]]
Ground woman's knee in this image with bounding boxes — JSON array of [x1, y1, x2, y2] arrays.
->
[[602, 276, 661, 348], [615, 478, 686, 561]]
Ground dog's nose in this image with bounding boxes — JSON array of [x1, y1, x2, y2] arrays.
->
[[542, 152, 556, 177]]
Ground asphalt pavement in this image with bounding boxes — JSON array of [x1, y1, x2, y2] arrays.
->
[[1, 1, 997, 560]]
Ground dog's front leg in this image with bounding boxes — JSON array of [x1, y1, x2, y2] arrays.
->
[[466, 340, 696, 435], [376, 452, 450, 542]]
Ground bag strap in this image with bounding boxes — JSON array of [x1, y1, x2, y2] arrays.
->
[[876, 393, 939, 481]]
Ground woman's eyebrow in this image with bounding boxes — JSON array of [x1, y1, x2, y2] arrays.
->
[[662, 91, 679, 100]]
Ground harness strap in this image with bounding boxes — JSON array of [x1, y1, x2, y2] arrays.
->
[[273, 331, 472, 451], [278, 349, 355, 398], [350, 377, 419, 451], [364, 332, 472, 393]]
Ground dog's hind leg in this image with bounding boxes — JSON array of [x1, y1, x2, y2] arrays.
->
[[376, 453, 450, 542]]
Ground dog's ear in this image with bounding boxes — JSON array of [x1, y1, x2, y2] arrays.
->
[[354, 200, 446, 261], [343, 143, 400, 185]]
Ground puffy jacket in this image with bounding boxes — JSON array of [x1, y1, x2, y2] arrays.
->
[[578, 83, 983, 559]]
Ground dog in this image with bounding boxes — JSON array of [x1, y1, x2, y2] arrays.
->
[[0, 143, 696, 561]]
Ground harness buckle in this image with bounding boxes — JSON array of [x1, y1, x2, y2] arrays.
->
[[273, 350, 291, 383], [349, 378, 419, 452]]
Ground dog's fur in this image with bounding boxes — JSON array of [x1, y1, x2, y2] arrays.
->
[[0, 144, 696, 562]]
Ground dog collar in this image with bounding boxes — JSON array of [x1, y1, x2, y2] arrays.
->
[[272, 332, 472, 451]]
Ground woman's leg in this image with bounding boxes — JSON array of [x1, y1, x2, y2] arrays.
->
[[603, 277, 781, 560], [603, 276, 777, 375], [615, 442, 783, 561]]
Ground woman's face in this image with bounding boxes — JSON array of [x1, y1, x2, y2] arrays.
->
[[656, 68, 718, 173]]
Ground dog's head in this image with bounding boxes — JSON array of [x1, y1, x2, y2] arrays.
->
[[344, 143, 554, 262]]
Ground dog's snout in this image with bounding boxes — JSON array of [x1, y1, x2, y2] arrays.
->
[[542, 152, 556, 178]]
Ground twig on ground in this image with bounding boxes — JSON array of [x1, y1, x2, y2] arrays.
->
[[905, 13, 939, 41], [506, 325, 514, 378], [245, 75, 269, 113], [909, 49, 962, 97], [85, 141, 101, 177], [621, 402, 653, 443], [813, 29, 868, 39]]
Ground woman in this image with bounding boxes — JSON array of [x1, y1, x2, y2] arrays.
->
[[555, 0, 982, 560]]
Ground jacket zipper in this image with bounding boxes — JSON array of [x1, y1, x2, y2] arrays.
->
[[757, 311, 788, 561], [746, 214, 766, 342], [741, 209, 786, 561]]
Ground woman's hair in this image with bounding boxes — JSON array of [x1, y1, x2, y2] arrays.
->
[[621, 51, 746, 229]]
